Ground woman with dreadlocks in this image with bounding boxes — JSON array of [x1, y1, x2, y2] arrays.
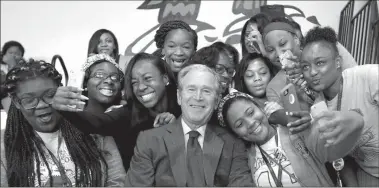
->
[[0, 60, 126, 187], [153, 20, 198, 77]]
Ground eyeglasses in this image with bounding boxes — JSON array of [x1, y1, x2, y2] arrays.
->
[[215, 64, 236, 77], [14, 88, 57, 110], [90, 72, 123, 82]]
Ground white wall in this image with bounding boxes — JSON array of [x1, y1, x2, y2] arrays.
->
[[1, 0, 350, 130], [1, 1, 349, 71]]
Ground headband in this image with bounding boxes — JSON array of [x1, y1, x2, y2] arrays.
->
[[263, 22, 296, 40], [217, 89, 255, 127], [83, 53, 123, 73]]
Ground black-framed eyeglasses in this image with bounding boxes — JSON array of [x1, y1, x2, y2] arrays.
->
[[215, 64, 236, 77], [14, 88, 57, 110], [90, 72, 123, 82]]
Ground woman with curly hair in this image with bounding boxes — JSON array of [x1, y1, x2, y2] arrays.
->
[[0, 60, 126, 186]]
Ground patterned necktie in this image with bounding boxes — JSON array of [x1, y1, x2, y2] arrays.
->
[[186, 130, 206, 186]]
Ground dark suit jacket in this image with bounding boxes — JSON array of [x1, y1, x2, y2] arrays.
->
[[125, 118, 254, 186]]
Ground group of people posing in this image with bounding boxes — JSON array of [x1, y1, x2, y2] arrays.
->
[[0, 12, 378, 187]]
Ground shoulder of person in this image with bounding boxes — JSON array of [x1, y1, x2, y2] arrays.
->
[[342, 64, 379, 79], [138, 122, 173, 138], [208, 124, 241, 142], [267, 70, 286, 89], [335, 42, 358, 69]]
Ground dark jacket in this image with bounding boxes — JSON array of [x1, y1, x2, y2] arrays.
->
[[125, 117, 254, 186], [60, 103, 181, 171]]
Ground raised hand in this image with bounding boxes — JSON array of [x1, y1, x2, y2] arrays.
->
[[52, 86, 88, 112], [312, 110, 364, 148], [287, 111, 312, 134], [153, 112, 176, 128], [263, 101, 283, 118], [247, 29, 267, 56], [105, 105, 124, 113]]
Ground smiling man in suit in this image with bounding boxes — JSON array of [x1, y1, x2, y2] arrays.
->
[[125, 64, 253, 186]]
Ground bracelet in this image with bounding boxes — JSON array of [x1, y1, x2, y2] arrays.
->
[[349, 108, 364, 117]]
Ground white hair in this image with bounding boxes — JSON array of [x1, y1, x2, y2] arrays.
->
[[177, 64, 222, 95]]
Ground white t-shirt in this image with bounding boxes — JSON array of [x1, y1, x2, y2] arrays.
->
[[339, 65, 378, 178], [34, 130, 77, 187], [253, 130, 300, 187]]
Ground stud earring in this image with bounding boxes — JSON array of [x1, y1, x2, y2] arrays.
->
[[166, 82, 170, 86]]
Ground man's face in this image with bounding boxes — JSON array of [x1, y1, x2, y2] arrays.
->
[[177, 70, 219, 126], [300, 41, 341, 92]]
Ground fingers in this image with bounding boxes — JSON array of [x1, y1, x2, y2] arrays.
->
[[164, 114, 175, 124], [52, 96, 86, 111], [312, 111, 335, 122], [286, 68, 302, 77], [320, 126, 342, 147], [264, 102, 282, 117], [154, 113, 176, 127], [153, 116, 159, 128], [287, 111, 309, 118], [318, 118, 339, 132], [52, 103, 83, 112], [287, 114, 311, 127], [56, 88, 88, 101], [289, 122, 311, 134], [66, 86, 87, 95]]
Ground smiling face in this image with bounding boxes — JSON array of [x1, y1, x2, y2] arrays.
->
[[86, 62, 122, 106], [225, 99, 271, 144], [13, 77, 60, 133], [131, 59, 168, 108], [162, 29, 195, 73], [264, 30, 301, 68], [97, 33, 116, 57], [177, 70, 219, 126], [243, 58, 272, 97], [300, 41, 341, 92]]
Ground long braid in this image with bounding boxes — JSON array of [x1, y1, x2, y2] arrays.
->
[[154, 20, 198, 51], [61, 119, 108, 186], [3, 60, 108, 186]]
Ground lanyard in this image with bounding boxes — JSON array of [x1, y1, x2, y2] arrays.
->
[[36, 132, 73, 187], [257, 134, 300, 187], [328, 77, 344, 187]]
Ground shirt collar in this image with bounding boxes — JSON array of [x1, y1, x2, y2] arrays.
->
[[181, 118, 206, 137]]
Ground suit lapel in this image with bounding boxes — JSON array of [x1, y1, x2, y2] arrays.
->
[[163, 118, 186, 186], [203, 125, 224, 186]]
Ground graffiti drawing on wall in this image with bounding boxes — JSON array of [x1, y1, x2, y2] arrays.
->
[[124, 0, 320, 56]]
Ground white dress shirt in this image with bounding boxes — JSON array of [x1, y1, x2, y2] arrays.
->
[[181, 119, 206, 150]]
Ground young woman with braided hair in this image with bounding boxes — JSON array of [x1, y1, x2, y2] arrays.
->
[[53, 53, 180, 171], [0, 60, 126, 187], [153, 20, 198, 76]]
